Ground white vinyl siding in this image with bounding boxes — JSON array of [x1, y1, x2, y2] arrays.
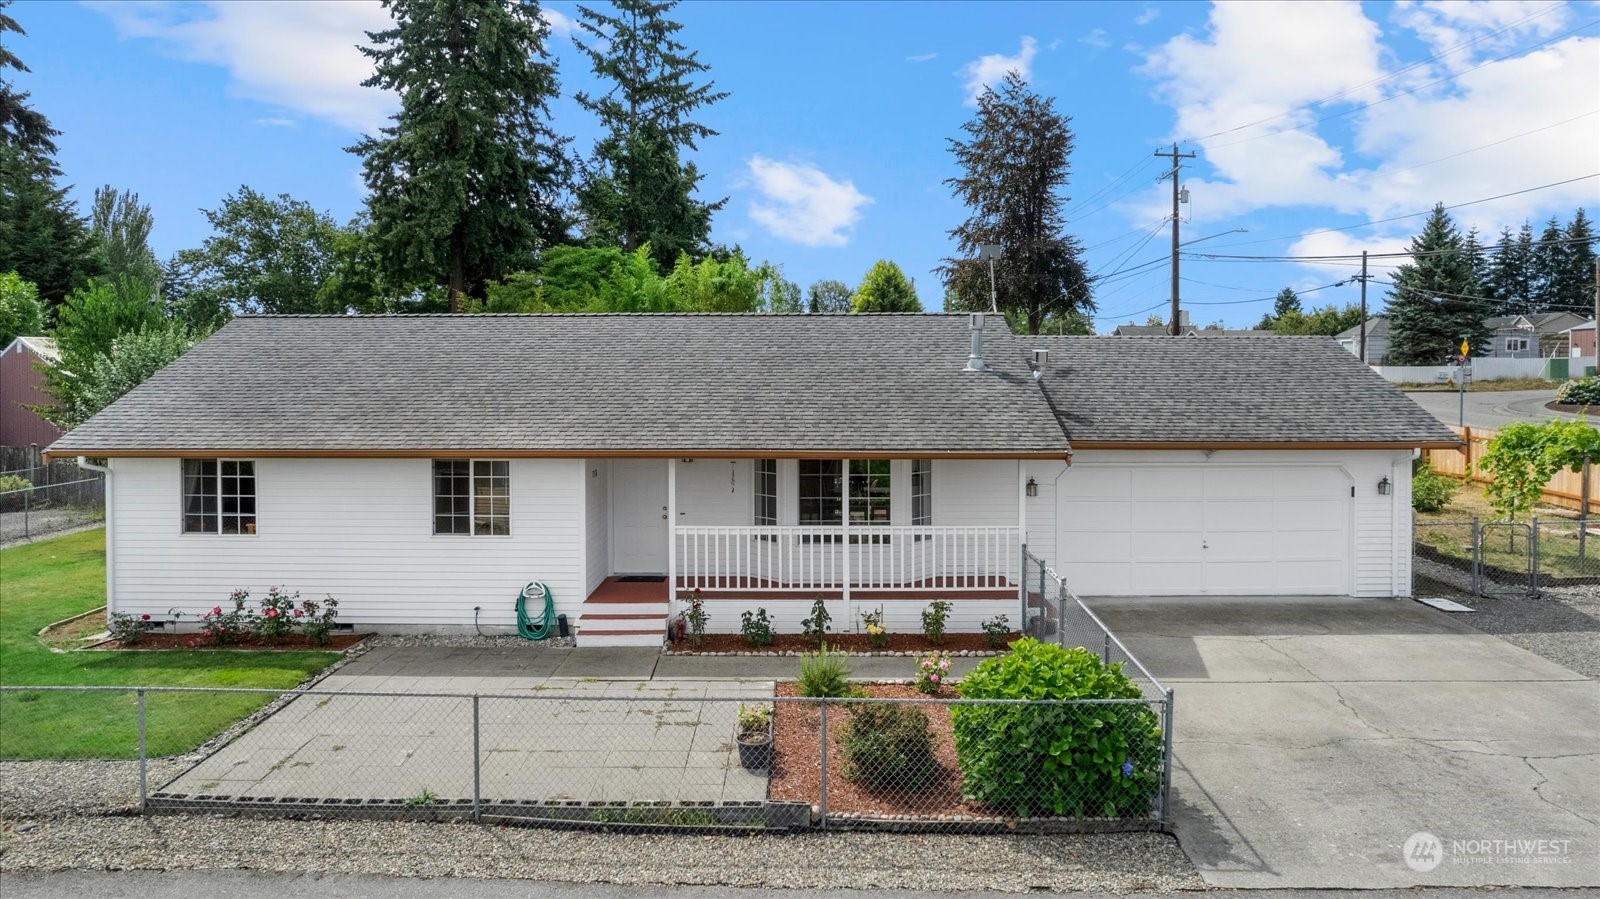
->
[[584, 460, 609, 593], [109, 457, 585, 629]]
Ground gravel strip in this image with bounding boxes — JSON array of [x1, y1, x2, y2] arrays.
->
[[0, 816, 1200, 893], [0, 759, 190, 819], [359, 633, 576, 649], [1414, 559, 1600, 679]]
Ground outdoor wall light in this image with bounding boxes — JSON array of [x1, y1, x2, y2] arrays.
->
[[1377, 476, 1391, 496], [1025, 477, 1038, 497]]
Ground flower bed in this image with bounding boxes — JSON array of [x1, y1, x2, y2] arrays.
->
[[665, 631, 1017, 656]]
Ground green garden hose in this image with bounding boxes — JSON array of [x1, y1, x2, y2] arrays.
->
[[515, 580, 556, 640]]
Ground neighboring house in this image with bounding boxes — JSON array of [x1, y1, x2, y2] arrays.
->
[[46, 314, 1457, 647], [1335, 316, 1389, 365], [1482, 312, 1588, 358], [1, 336, 63, 449], [1109, 311, 1271, 337], [1566, 321, 1597, 374]]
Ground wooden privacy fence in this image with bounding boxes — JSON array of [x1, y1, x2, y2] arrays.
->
[[1425, 426, 1598, 514]]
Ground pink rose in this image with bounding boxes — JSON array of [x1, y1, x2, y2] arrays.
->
[[266, 608, 278, 618], [930, 674, 940, 683], [140, 614, 151, 621], [293, 609, 302, 618], [212, 606, 222, 615]]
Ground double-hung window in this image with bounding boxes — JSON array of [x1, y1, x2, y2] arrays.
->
[[182, 459, 256, 535], [754, 459, 778, 526], [433, 460, 510, 536], [798, 460, 892, 528], [911, 460, 932, 526]]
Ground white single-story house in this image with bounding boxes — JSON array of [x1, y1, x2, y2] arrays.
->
[[46, 314, 1459, 647]]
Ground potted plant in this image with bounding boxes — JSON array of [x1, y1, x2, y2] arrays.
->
[[735, 703, 773, 770]]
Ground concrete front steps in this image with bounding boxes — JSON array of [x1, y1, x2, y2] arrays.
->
[[576, 602, 667, 647]]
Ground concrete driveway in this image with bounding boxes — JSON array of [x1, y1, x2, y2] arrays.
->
[[1087, 596, 1600, 889], [1403, 388, 1585, 429]]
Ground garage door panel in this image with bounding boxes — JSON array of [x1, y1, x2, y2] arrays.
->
[[1132, 500, 1202, 531], [1131, 561, 1205, 593], [1058, 464, 1352, 596], [1205, 501, 1276, 532], [1061, 531, 1133, 563], [1061, 500, 1132, 531]]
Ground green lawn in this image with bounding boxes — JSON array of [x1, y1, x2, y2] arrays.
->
[[0, 528, 339, 759], [1413, 482, 1600, 579], [1397, 377, 1562, 393]]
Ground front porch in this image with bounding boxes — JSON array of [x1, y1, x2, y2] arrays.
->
[[575, 457, 1032, 647]]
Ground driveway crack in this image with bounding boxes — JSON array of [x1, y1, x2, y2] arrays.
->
[[1523, 756, 1600, 827]]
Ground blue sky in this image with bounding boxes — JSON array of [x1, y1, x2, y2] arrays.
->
[[13, 0, 1600, 329]]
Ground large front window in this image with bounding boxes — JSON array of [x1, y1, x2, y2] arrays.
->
[[182, 459, 256, 535], [433, 460, 510, 536], [798, 460, 891, 525]]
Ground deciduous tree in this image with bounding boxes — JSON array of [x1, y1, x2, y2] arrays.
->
[[0, 270, 43, 345], [90, 185, 160, 291], [939, 72, 1091, 334], [352, 0, 570, 310], [807, 279, 852, 314], [176, 187, 343, 317]]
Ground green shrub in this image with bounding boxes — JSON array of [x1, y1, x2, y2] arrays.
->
[[952, 638, 1163, 818], [840, 702, 937, 792], [921, 600, 952, 645], [740, 608, 774, 647], [1411, 463, 1459, 514], [0, 474, 30, 494], [801, 596, 831, 649], [797, 643, 855, 698], [1557, 376, 1600, 406]]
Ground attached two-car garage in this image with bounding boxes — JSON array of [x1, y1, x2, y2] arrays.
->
[[1055, 462, 1354, 595]]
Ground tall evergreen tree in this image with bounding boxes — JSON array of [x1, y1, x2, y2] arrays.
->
[[1484, 223, 1534, 315], [1384, 204, 1491, 365], [91, 185, 160, 291], [573, 0, 726, 270], [851, 260, 922, 313], [1464, 227, 1490, 300], [0, 2, 58, 164], [1560, 208, 1596, 314], [1257, 287, 1302, 329], [1530, 216, 1568, 314], [938, 72, 1092, 334], [351, 0, 570, 311]]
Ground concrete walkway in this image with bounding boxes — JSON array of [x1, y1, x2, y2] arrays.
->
[[1088, 596, 1600, 890]]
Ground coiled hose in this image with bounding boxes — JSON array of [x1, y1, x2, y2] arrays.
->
[[515, 580, 556, 640]]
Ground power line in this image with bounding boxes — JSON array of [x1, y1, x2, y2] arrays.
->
[[1188, 174, 1600, 251], [1379, 109, 1598, 178], [1066, 157, 1158, 216], [1186, 233, 1598, 263], [1185, 3, 1567, 144]]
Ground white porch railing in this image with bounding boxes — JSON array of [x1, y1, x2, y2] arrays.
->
[[673, 526, 1021, 593]]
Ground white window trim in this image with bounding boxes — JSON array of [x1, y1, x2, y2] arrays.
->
[[431, 458, 513, 538], [179, 458, 257, 537]]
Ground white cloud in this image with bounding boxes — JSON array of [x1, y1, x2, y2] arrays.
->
[[959, 36, 1037, 105], [250, 116, 297, 128], [541, 7, 576, 37], [1392, 0, 1573, 74], [1133, 0, 1600, 248], [89, 0, 399, 133], [1135, 7, 1161, 26], [907, 52, 938, 62], [745, 157, 873, 248], [1079, 29, 1109, 51]]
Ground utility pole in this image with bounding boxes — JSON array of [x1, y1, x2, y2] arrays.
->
[[1358, 251, 1369, 363], [1155, 143, 1196, 336]]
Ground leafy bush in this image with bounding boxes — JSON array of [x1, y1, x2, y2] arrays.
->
[[0, 474, 30, 512], [859, 606, 888, 649], [740, 607, 774, 647], [108, 610, 154, 646], [252, 586, 301, 643], [840, 702, 937, 792], [297, 595, 340, 646], [801, 596, 831, 649], [952, 638, 1163, 818], [915, 650, 951, 694], [1557, 376, 1600, 406], [680, 589, 708, 645], [198, 593, 256, 646], [797, 643, 855, 698], [981, 614, 1011, 649], [921, 600, 952, 646], [0, 474, 30, 494], [1411, 463, 1459, 514], [736, 703, 771, 739]]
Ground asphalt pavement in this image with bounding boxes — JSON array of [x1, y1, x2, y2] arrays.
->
[[1402, 388, 1586, 429]]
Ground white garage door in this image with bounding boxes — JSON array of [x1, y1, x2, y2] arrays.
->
[[1056, 465, 1352, 596]]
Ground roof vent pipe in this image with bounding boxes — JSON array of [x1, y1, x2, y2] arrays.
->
[[1031, 348, 1048, 380], [965, 312, 989, 372]]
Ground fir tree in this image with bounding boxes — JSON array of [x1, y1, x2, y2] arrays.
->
[[1384, 204, 1491, 365], [350, 0, 570, 311], [0, 2, 58, 163], [1530, 216, 1568, 314], [573, 0, 727, 271], [939, 72, 1091, 334], [1484, 224, 1534, 315], [851, 260, 922, 313], [1560, 208, 1596, 314]]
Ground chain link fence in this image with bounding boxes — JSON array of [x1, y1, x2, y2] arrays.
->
[[1413, 516, 1600, 598], [0, 476, 104, 543], [2, 675, 1173, 833]]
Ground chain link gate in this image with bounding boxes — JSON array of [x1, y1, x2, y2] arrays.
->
[[1414, 517, 1543, 599]]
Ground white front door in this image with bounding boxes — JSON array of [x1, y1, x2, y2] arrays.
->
[[611, 460, 668, 574], [1056, 464, 1352, 595]]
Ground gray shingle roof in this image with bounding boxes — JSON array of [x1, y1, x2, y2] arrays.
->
[[1335, 316, 1388, 341], [48, 314, 1070, 457], [1023, 335, 1460, 446], [1110, 324, 1272, 337]]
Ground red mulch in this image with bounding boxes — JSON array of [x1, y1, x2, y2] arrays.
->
[[90, 633, 369, 651], [770, 682, 993, 819], [673, 631, 1015, 654]]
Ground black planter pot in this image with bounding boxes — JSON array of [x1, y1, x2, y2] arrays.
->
[[736, 725, 773, 770]]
